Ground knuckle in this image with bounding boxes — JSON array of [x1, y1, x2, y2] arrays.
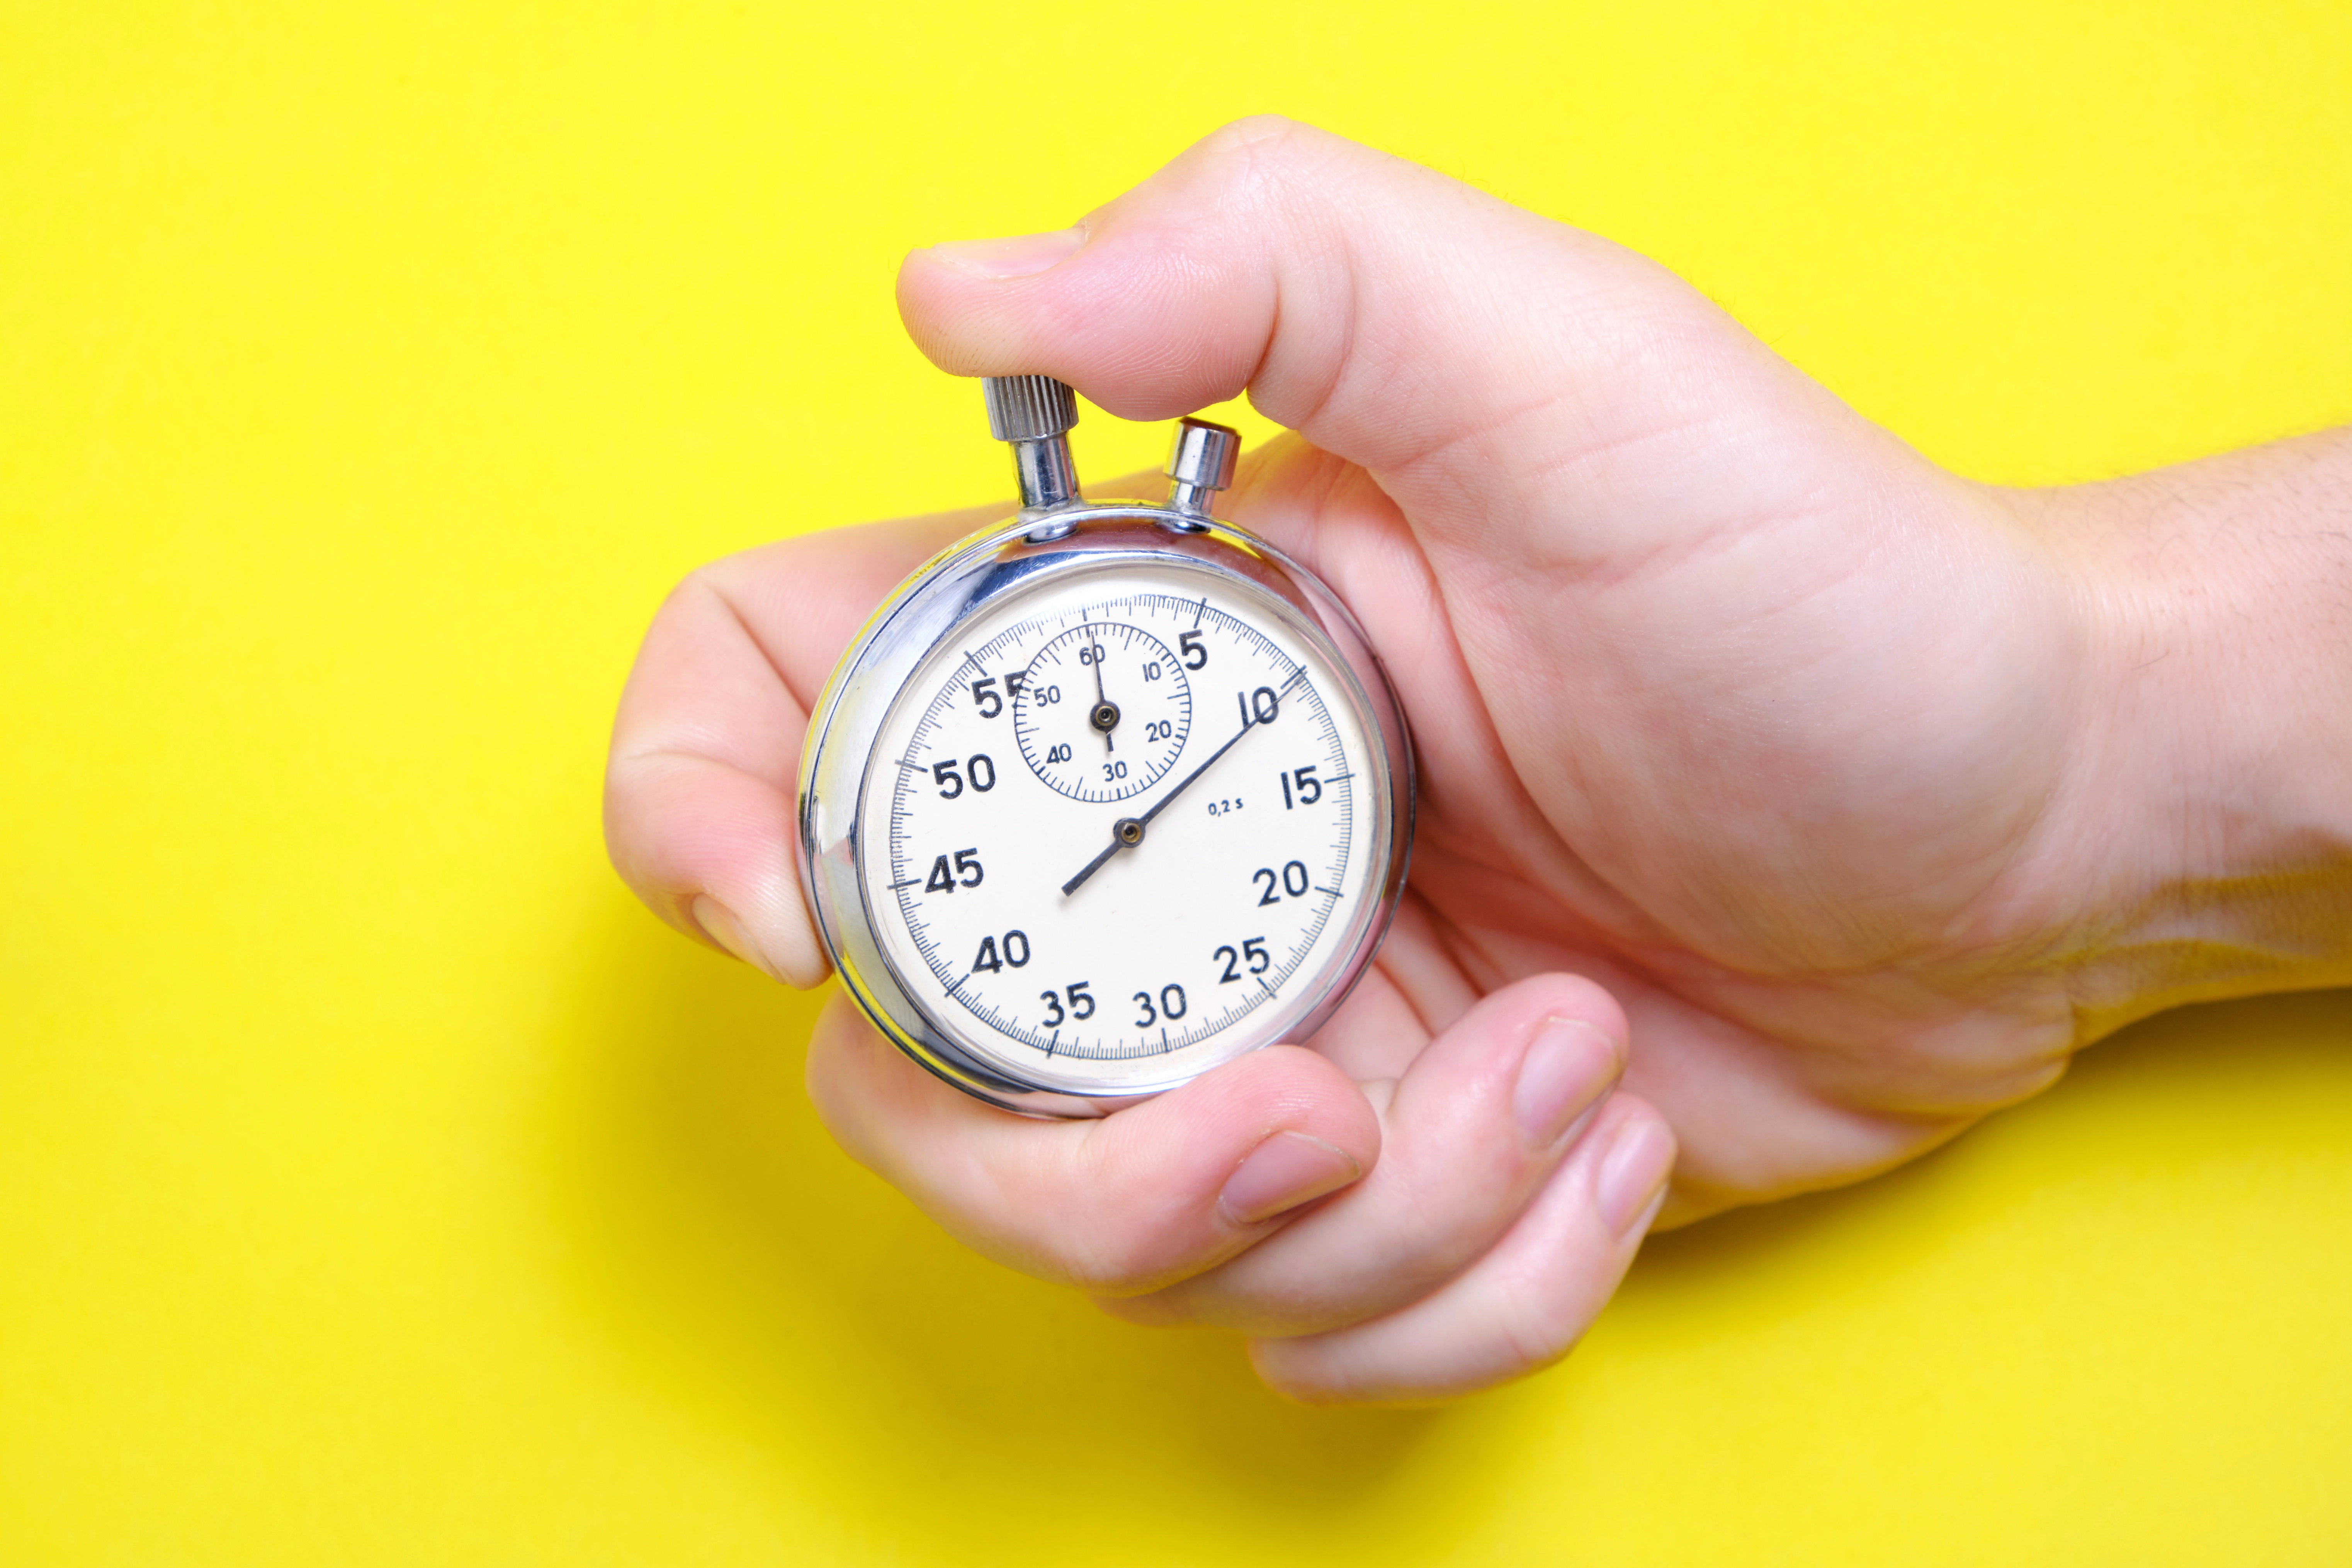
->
[[1061, 1257, 1162, 1296], [991, 1146, 1191, 1295], [668, 537, 807, 615], [664, 557, 730, 615], [1090, 1289, 1186, 1327], [1192, 115, 1329, 209], [1040, 1221, 1220, 1300], [1213, 112, 1299, 148], [1041, 1225, 1186, 1296], [1062, 1226, 1200, 1297], [1490, 1268, 1592, 1374]]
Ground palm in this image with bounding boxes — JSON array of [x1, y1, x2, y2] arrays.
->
[[1234, 418, 2083, 1224]]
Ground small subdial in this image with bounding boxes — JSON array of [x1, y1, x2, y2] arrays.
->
[[1013, 621, 1192, 802]]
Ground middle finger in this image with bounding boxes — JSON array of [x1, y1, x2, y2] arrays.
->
[[1100, 971, 1628, 1335]]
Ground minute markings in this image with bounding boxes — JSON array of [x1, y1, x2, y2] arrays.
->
[[878, 584, 1356, 1062]]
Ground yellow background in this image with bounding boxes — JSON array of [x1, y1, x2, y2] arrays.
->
[[5, 2, 2349, 1561]]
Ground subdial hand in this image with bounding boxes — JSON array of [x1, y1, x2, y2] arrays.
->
[[1060, 703, 1263, 896], [1088, 638, 1118, 753]]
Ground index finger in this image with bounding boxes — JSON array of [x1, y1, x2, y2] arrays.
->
[[603, 505, 999, 984]]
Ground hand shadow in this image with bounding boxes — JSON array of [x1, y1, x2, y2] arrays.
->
[[542, 883, 1447, 1542], [1624, 987, 2352, 1339]]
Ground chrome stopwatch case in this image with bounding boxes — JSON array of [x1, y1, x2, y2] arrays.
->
[[798, 376, 1413, 1117]]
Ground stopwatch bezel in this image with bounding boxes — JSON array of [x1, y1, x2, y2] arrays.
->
[[798, 503, 1415, 1118]]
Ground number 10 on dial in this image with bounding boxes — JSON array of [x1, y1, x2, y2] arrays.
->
[[798, 378, 1412, 1117]]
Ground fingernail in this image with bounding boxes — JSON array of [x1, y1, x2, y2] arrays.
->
[[692, 894, 780, 983], [1596, 1117, 1676, 1239], [1512, 1017, 1623, 1148], [930, 226, 1087, 279], [1219, 1131, 1362, 1225]]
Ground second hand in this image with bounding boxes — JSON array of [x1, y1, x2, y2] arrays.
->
[[1061, 697, 1267, 897]]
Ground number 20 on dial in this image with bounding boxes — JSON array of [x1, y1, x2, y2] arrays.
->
[[798, 378, 1412, 1116]]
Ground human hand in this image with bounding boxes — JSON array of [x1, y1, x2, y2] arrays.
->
[[606, 118, 2352, 1403]]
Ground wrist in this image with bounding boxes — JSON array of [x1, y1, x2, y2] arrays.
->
[[2027, 430, 2352, 1039]]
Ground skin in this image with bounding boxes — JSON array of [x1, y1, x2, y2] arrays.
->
[[605, 118, 2352, 1405]]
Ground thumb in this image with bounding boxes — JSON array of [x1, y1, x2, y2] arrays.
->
[[896, 116, 1878, 557]]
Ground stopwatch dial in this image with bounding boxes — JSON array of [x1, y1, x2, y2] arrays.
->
[[1011, 622, 1193, 803], [860, 566, 1385, 1093]]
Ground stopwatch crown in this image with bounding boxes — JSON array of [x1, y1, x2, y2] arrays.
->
[[982, 376, 1079, 442], [981, 377, 1082, 518]]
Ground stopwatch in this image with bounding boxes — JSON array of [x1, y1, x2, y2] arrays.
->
[[798, 376, 1412, 1117]]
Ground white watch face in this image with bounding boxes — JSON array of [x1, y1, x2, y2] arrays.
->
[[853, 556, 1387, 1094]]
